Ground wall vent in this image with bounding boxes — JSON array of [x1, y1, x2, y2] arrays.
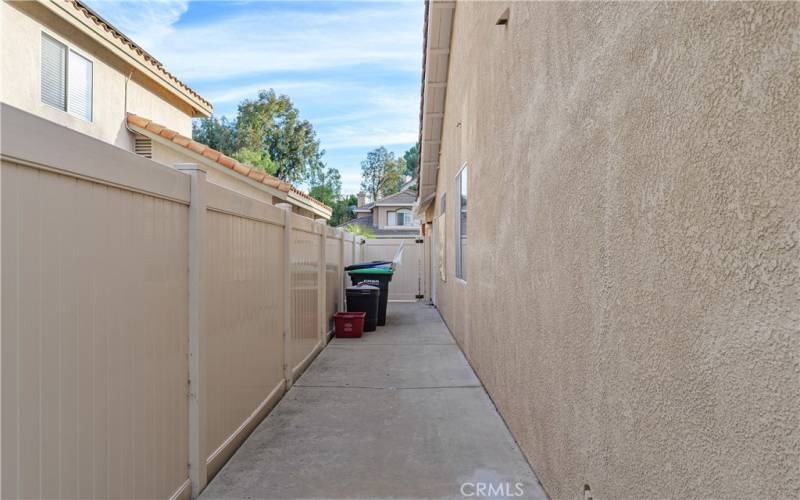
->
[[134, 135, 152, 159]]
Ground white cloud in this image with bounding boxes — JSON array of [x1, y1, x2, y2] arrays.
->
[[205, 81, 337, 105], [85, 1, 422, 81], [85, 0, 424, 191], [83, 0, 189, 51]]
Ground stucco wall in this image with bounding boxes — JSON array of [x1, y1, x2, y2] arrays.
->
[[430, 2, 799, 498], [0, 2, 193, 150]]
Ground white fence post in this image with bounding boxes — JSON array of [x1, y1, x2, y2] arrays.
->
[[277, 203, 293, 389], [177, 164, 207, 497], [338, 230, 345, 313], [316, 220, 327, 343]]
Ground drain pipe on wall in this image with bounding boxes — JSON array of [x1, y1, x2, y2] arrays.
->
[[123, 71, 136, 137]]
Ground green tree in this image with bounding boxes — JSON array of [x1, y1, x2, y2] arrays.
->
[[192, 115, 236, 155], [307, 167, 342, 208], [403, 144, 419, 179], [330, 194, 358, 227], [232, 148, 278, 175], [236, 89, 324, 184], [360, 146, 404, 201], [342, 222, 375, 239]]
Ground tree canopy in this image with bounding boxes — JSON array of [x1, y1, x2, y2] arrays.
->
[[360, 146, 405, 202], [192, 114, 236, 156], [192, 89, 325, 184], [307, 167, 342, 208], [330, 194, 358, 227], [403, 144, 419, 179]]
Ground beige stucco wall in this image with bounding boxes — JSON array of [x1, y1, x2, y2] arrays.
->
[[150, 141, 278, 207], [376, 205, 420, 229], [376, 206, 388, 228], [0, 1, 193, 151], [430, 2, 799, 498]]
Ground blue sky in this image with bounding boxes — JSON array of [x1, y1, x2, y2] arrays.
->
[[84, 0, 424, 194]]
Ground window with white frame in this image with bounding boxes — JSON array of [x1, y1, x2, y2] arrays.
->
[[41, 33, 93, 122], [455, 165, 467, 280], [388, 209, 413, 226]]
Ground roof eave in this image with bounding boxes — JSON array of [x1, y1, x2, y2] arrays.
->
[[415, 0, 455, 218], [287, 189, 333, 219], [131, 124, 287, 197], [44, 0, 213, 117]]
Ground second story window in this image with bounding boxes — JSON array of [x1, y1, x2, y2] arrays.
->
[[388, 209, 413, 226], [41, 33, 93, 122]]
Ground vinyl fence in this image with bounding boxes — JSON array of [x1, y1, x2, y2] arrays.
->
[[0, 104, 361, 499], [362, 237, 425, 301]]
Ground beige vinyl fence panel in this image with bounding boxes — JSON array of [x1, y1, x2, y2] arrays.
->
[[363, 237, 422, 301], [290, 221, 320, 370], [203, 203, 285, 471], [2, 104, 355, 498], [325, 234, 341, 332], [344, 237, 355, 270], [2, 160, 190, 500]]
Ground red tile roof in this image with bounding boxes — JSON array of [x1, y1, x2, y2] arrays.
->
[[68, 0, 212, 111], [127, 113, 331, 214]]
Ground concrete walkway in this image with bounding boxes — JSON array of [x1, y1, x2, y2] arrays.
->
[[201, 303, 547, 499]]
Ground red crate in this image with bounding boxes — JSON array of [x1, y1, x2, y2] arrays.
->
[[334, 312, 367, 338]]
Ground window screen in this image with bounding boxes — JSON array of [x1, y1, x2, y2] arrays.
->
[[41, 34, 67, 111], [455, 166, 468, 280], [41, 33, 93, 122], [67, 50, 92, 121]]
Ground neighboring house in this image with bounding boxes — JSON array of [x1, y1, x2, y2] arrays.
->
[[416, 1, 797, 499], [344, 189, 420, 237], [0, 0, 330, 220]]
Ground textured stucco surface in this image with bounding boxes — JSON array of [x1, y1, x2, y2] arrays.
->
[[429, 2, 799, 498]]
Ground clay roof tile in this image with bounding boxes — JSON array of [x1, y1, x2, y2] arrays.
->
[[172, 134, 191, 147], [159, 128, 178, 140], [248, 170, 266, 182], [187, 141, 207, 155], [145, 122, 165, 135], [125, 113, 331, 214], [127, 114, 150, 128], [201, 148, 221, 162], [232, 162, 250, 176], [218, 155, 237, 170]]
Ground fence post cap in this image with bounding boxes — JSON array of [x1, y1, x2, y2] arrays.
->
[[175, 163, 206, 173]]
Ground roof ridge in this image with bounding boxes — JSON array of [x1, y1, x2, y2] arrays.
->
[[376, 189, 415, 203], [126, 113, 331, 213], [68, 0, 212, 110]]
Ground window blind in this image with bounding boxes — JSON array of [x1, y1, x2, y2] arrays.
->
[[41, 34, 66, 111], [67, 50, 92, 121]]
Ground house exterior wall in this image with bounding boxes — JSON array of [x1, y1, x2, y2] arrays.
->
[[376, 205, 420, 229], [0, 1, 194, 150], [376, 206, 388, 228], [428, 2, 799, 498], [150, 141, 320, 220]]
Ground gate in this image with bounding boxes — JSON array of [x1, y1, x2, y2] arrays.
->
[[362, 237, 424, 301]]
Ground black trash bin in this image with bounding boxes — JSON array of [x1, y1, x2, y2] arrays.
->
[[347, 267, 394, 326], [345, 284, 380, 332]]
